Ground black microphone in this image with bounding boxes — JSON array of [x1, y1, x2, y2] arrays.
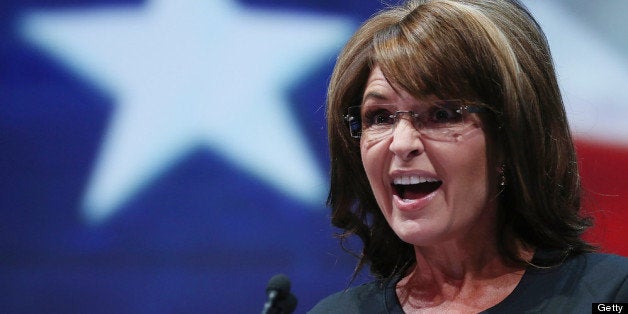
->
[[262, 274, 296, 314], [273, 293, 297, 314]]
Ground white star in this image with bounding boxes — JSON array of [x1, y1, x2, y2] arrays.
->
[[19, 0, 353, 224]]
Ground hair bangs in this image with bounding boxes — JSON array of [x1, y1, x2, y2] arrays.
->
[[372, 2, 499, 103]]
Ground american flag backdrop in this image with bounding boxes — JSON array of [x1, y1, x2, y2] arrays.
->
[[1, 0, 627, 313]]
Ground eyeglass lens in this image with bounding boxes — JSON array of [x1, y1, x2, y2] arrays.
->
[[345, 100, 484, 141]]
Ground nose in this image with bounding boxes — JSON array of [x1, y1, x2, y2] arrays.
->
[[388, 116, 424, 160]]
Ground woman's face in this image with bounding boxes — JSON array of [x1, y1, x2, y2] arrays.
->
[[360, 66, 496, 247]]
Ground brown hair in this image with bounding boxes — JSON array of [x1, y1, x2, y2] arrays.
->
[[326, 0, 594, 279]]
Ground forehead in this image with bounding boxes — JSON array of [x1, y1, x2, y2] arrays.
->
[[362, 65, 438, 106], [363, 66, 389, 91], [363, 66, 409, 103]]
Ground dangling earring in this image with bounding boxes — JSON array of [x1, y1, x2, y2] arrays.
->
[[498, 163, 507, 188]]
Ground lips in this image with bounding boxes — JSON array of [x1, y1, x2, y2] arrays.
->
[[392, 175, 442, 201]]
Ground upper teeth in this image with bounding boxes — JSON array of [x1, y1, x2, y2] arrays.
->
[[393, 175, 439, 185]]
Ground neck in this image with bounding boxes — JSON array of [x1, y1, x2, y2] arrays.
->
[[396, 231, 533, 311]]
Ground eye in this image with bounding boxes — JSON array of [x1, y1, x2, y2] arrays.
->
[[426, 104, 463, 124], [363, 109, 394, 127]]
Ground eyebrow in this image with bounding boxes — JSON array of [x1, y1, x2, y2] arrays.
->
[[361, 91, 388, 106]]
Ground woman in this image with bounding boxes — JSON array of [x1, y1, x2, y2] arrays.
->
[[310, 0, 628, 312]]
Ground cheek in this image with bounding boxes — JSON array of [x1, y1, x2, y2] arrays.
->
[[360, 146, 377, 187], [360, 141, 389, 198], [360, 140, 378, 177], [417, 127, 481, 178], [464, 142, 489, 187], [434, 138, 490, 199]]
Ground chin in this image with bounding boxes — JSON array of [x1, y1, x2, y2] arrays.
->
[[390, 219, 446, 247]]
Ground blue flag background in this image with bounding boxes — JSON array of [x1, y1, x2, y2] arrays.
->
[[2, 1, 627, 313]]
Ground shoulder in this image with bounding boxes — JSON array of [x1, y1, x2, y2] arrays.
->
[[579, 252, 628, 271], [485, 252, 628, 313], [308, 279, 394, 314], [575, 253, 628, 298], [530, 252, 628, 302]]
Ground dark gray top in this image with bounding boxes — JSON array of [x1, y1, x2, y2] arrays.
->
[[309, 253, 628, 313]]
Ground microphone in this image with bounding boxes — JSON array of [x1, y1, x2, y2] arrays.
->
[[262, 274, 297, 314], [274, 293, 297, 313]]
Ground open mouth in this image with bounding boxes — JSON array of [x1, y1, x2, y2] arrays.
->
[[392, 176, 442, 200]]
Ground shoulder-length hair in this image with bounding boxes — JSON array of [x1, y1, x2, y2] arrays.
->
[[326, 0, 594, 279]]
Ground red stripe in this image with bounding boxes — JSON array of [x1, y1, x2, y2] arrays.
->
[[576, 139, 628, 256]]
